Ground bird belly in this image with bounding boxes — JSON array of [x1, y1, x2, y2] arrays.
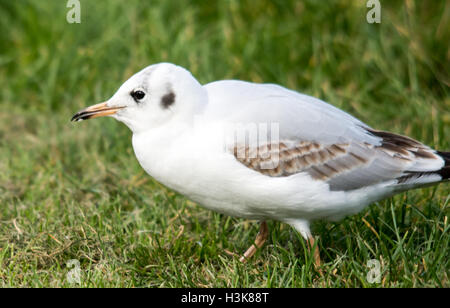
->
[[132, 132, 397, 222]]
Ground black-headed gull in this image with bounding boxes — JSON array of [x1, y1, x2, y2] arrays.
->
[[72, 63, 449, 265]]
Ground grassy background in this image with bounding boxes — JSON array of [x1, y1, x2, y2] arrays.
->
[[0, 0, 449, 287]]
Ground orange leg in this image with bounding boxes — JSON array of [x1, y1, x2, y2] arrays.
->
[[239, 221, 269, 263], [307, 236, 322, 268]]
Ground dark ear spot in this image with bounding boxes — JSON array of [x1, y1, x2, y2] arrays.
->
[[161, 92, 175, 109]]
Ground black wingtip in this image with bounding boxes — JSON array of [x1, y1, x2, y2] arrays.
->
[[437, 151, 450, 180], [437, 151, 450, 163], [438, 167, 450, 180]]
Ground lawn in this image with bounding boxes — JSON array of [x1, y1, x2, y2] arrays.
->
[[0, 0, 448, 287]]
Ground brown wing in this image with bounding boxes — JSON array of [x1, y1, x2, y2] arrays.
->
[[232, 129, 444, 191]]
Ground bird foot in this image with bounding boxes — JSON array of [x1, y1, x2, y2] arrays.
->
[[239, 221, 269, 263], [308, 236, 323, 274]]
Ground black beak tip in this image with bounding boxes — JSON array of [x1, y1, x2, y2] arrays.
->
[[71, 112, 86, 122], [70, 114, 79, 122]]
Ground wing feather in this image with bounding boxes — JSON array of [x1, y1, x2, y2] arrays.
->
[[232, 136, 444, 191], [204, 80, 445, 191]]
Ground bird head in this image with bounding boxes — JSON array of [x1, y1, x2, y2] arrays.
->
[[71, 63, 207, 133]]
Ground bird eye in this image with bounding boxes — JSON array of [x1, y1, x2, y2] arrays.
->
[[131, 90, 146, 102]]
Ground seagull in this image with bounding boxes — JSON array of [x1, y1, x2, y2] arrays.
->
[[72, 62, 449, 266]]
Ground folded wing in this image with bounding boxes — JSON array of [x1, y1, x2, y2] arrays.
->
[[204, 80, 446, 191]]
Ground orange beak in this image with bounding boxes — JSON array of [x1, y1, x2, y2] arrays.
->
[[71, 102, 125, 122]]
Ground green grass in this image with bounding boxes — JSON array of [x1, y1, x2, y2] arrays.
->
[[0, 0, 449, 287]]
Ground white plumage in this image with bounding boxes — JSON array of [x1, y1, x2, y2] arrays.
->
[[72, 63, 449, 263]]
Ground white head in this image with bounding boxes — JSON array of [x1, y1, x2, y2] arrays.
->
[[71, 63, 207, 133]]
